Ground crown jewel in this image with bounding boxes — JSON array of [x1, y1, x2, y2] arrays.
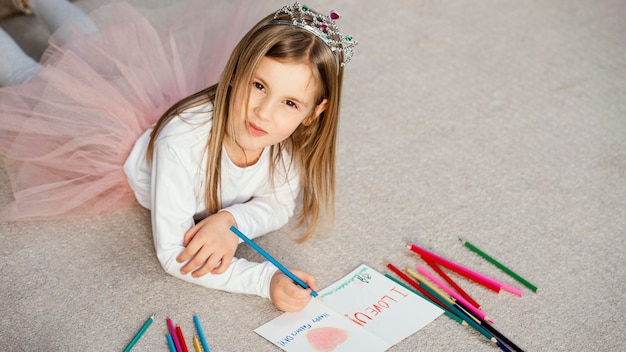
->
[[269, 2, 357, 67]]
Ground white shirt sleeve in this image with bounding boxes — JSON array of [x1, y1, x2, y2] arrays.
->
[[148, 135, 278, 299], [221, 159, 300, 239]]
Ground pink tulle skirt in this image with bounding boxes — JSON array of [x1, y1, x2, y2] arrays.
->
[[0, 1, 271, 220]]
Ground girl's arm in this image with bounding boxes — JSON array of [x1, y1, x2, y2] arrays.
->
[[177, 155, 301, 277], [149, 140, 278, 298]]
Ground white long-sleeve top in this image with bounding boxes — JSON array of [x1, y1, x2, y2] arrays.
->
[[123, 101, 300, 299]]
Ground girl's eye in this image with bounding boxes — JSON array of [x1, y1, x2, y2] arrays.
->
[[252, 82, 265, 91], [285, 100, 299, 110]]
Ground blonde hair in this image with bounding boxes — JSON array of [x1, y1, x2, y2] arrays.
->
[[147, 9, 344, 242]]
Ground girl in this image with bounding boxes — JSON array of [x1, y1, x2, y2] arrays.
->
[[0, 1, 356, 312]]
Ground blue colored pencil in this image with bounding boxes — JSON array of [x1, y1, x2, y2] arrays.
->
[[229, 226, 318, 297], [193, 315, 210, 352], [166, 333, 177, 352]]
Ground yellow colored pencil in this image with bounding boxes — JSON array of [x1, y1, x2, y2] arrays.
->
[[406, 268, 455, 305], [193, 336, 202, 352]]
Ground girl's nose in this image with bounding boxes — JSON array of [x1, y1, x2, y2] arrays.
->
[[254, 97, 273, 121]]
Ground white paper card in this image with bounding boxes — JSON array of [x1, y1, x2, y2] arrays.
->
[[255, 264, 443, 351]]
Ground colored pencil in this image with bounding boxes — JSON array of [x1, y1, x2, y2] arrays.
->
[[384, 273, 466, 326], [497, 340, 513, 352], [407, 243, 502, 292], [193, 315, 211, 352], [123, 313, 156, 352], [460, 238, 538, 293], [230, 226, 318, 297], [415, 273, 497, 344], [480, 319, 524, 352], [167, 318, 182, 352], [407, 267, 485, 329], [386, 263, 450, 312], [176, 325, 189, 352], [386, 264, 468, 328], [166, 334, 177, 352], [406, 267, 496, 342], [500, 282, 524, 297], [415, 266, 493, 323], [418, 273, 524, 352], [410, 267, 522, 351], [405, 268, 457, 308], [425, 259, 482, 309], [193, 336, 203, 352]]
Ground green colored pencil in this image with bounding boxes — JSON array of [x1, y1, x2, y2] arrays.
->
[[459, 238, 538, 292]]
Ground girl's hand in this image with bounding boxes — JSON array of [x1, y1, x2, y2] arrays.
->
[[176, 211, 239, 277], [269, 268, 318, 312]]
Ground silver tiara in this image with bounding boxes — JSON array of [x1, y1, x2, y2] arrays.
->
[[268, 2, 357, 67]]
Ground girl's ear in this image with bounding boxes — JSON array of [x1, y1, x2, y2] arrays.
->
[[303, 99, 328, 126]]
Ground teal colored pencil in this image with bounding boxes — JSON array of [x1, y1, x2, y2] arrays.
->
[[384, 273, 465, 326], [459, 238, 538, 292], [417, 279, 497, 343], [123, 313, 155, 352]]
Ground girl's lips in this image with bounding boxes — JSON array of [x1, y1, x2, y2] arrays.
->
[[247, 121, 267, 137]]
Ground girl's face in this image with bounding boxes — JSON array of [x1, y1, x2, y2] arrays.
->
[[226, 56, 327, 166]]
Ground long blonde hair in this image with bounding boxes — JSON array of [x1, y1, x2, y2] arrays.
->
[[147, 9, 344, 242]]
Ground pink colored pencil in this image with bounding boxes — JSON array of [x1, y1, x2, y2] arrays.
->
[[167, 318, 182, 352], [416, 266, 493, 323], [407, 243, 502, 292], [500, 282, 524, 297], [424, 259, 482, 309]]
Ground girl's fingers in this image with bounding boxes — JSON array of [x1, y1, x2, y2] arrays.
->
[[283, 294, 312, 312], [179, 241, 210, 274], [211, 254, 232, 275], [289, 268, 318, 292], [176, 239, 200, 264], [192, 252, 219, 278], [182, 224, 200, 247], [191, 248, 231, 278]]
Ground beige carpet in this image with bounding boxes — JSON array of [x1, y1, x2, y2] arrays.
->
[[1, 0, 625, 351]]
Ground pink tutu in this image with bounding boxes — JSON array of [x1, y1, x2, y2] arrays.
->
[[0, 1, 272, 220]]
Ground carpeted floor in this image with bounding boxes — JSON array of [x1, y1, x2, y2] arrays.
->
[[1, 0, 625, 351]]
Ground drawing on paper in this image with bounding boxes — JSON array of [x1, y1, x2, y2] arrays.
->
[[306, 326, 349, 351]]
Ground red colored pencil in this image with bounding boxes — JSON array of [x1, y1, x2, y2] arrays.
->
[[407, 243, 501, 292], [424, 259, 482, 309], [176, 325, 189, 352], [385, 263, 452, 314]]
